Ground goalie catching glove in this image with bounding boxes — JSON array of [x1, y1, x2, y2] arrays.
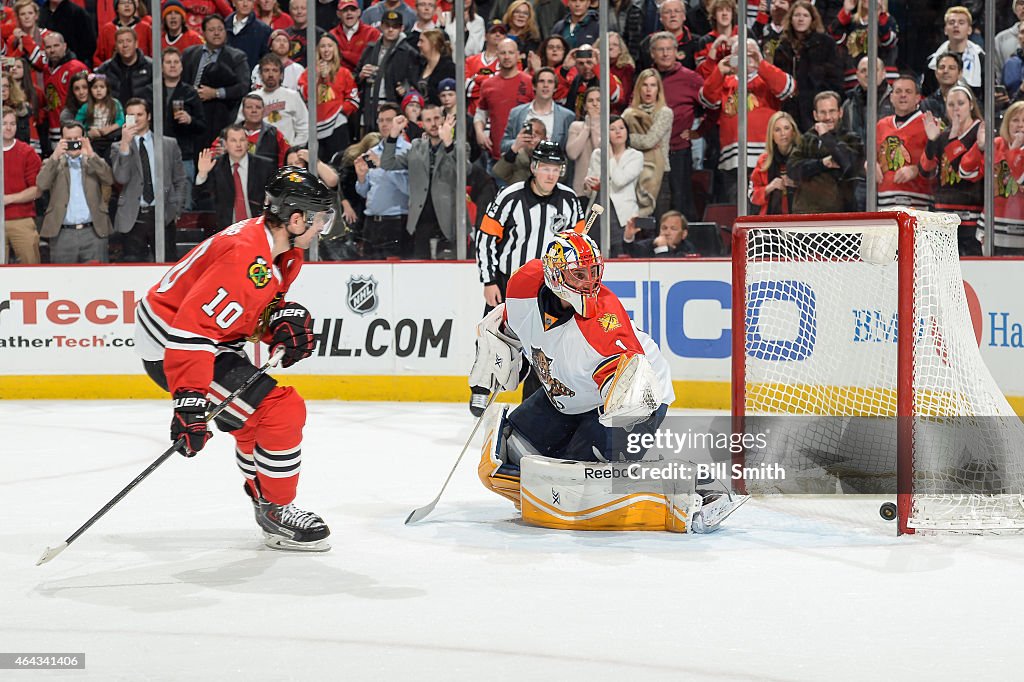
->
[[269, 302, 316, 368], [469, 304, 524, 392], [172, 389, 212, 456], [599, 353, 663, 429]]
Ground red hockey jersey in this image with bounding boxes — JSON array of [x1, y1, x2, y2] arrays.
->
[[43, 57, 90, 134], [962, 136, 1024, 248], [135, 217, 304, 395], [875, 111, 933, 210], [698, 59, 794, 171], [298, 66, 359, 140]]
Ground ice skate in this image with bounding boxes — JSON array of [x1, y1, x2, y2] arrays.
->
[[691, 489, 750, 534], [255, 499, 332, 552]]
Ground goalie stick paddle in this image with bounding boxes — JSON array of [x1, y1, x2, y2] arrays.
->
[[36, 348, 286, 566], [405, 390, 499, 525]]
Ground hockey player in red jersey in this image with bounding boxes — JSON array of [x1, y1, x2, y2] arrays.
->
[[134, 166, 335, 551]]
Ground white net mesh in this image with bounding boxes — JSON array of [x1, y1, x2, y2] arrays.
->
[[739, 210, 1024, 532]]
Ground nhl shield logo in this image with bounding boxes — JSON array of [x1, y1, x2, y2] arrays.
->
[[346, 276, 379, 316]]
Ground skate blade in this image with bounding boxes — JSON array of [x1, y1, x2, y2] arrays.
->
[[692, 495, 750, 534], [262, 532, 332, 552]]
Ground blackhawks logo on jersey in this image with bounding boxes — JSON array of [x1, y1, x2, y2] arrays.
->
[[996, 159, 1020, 198], [598, 313, 620, 332], [248, 256, 272, 288], [723, 92, 757, 118], [881, 135, 911, 171], [940, 155, 962, 187], [531, 346, 575, 408]]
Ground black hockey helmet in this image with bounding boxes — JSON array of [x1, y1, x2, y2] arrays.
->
[[531, 140, 566, 166], [265, 165, 334, 220], [264, 166, 336, 239]]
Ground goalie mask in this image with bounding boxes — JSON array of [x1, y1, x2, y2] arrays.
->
[[542, 231, 604, 318]]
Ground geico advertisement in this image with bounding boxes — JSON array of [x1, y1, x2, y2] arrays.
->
[[606, 260, 1023, 397]]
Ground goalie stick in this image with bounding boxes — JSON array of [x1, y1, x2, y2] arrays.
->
[[581, 203, 603, 235], [407, 205, 604, 525], [405, 389, 499, 524], [36, 347, 286, 566]]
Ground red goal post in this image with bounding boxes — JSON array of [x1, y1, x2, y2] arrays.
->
[[731, 211, 1024, 534]]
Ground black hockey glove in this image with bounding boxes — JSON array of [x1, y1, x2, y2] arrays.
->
[[171, 389, 212, 457], [268, 302, 316, 368]]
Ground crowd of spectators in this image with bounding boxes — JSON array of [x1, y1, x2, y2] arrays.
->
[[3, 0, 1024, 264]]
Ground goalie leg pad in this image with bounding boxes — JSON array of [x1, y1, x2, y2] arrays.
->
[[477, 403, 525, 508], [520, 456, 747, 532]]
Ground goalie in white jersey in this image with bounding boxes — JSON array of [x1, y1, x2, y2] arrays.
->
[[470, 229, 745, 532], [468, 228, 671, 491]]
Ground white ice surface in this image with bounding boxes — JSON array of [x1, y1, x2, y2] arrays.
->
[[4, 401, 1024, 681]]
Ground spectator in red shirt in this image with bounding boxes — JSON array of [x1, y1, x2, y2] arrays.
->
[[255, 0, 294, 30], [650, 30, 703, 220], [6, 0, 50, 79], [298, 34, 359, 161], [94, 0, 153, 68], [41, 31, 89, 148], [162, 0, 206, 53], [181, 0, 234, 36], [474, 37, 534, 160], [2, 106, 42, 263], [330, 1, 380, 73], [465, 19, 506, 115]]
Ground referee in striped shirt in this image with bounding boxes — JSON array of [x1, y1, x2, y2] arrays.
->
[[470, 140, 585, 415]]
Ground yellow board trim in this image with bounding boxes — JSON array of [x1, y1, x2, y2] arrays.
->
[[1, 375, 1021, 415]]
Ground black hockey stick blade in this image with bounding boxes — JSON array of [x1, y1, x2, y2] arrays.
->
[[405, 390, 499, 524]]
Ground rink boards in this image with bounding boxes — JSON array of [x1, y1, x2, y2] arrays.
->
[[0, 259, 1023, 412]]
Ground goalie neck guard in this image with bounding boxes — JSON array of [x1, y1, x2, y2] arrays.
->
[[541, 230, 604, 318]]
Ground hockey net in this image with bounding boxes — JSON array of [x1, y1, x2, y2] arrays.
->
[[732, 210, 1024, 534]]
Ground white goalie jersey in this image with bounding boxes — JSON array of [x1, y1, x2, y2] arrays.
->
[[503, 260, 674, 414]]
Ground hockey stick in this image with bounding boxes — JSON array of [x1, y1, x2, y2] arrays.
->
[[405, 389, 499, 525], [581, 203, 604, 235], [36, 347, 286, 566]]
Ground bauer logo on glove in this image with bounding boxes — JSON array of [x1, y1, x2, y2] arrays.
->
[[171, 389, 212, 456], [268, 302, 317, 367]]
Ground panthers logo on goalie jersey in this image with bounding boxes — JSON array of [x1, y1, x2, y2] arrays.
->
[[531, 346, 576, 408]]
